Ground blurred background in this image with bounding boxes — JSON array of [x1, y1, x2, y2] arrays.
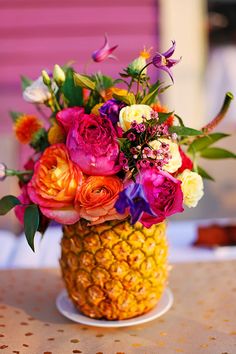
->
[[0, 0, 235, 232]]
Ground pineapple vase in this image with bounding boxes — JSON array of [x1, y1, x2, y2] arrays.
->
[[60, 219, 168, 320]]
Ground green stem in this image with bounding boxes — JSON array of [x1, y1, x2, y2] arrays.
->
[[136, 62, 151, 97], [128, 78, 134, 93], [202, 92, 234, 133], [49, 86, 61, 112], [6, 169, 33, 177]]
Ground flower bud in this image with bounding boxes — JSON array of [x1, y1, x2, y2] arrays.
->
[[53, 64, 65, 86], [0, 163, 6, 181], [41, 70, 51, 86]]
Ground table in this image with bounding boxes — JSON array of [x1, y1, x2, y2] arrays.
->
[[0, 261, 236, 354]]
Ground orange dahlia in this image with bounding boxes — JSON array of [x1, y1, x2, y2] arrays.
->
[[14, 115, 42, 144], [151, 103, 175, 126]]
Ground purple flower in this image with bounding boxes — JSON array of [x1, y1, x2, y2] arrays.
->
[[92, 34, 118, 63], [152, 41, 181, 82], [99, 99, 126, 125], [115, 183, 155, 224]]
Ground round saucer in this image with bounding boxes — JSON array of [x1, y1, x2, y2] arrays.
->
[[56, 288, 173, 328]]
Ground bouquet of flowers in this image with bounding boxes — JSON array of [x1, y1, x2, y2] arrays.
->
[[1, 37, 235, 320], [0, 37, 235, 251]]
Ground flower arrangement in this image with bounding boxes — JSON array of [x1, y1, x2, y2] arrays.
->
[[0, 37, 235, 251]]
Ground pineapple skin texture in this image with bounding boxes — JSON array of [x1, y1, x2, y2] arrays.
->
[[60, 219, 168, 320]]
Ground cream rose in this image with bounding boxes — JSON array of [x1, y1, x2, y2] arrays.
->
[[149, 138, 182, 173], [178, 169, 204, 208], [119, 104, 152, 131]]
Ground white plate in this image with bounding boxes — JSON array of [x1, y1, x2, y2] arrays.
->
[[56, 288, 173, 328]]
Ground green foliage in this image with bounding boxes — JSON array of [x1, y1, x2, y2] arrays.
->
[[174, 114, 185, 127], [0, 195, 21, 215], [141, 85, 160, 105], [24, 205, 40, 252], [158, 112, 174, 125], [93, 73, 114, 91], [9, 111, 23, 123], [169, 126, 202, 136], [74, 73, 96, 91], [200, 147, 236, 159], [194, 165, 215, 181], [188, 133, 230, 154], [62, 68, 83, 106], [113, 92, 136, 105], [30, 128, 49, 152]]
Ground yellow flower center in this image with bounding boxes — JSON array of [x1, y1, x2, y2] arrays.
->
[[139, 47, 152, 60]]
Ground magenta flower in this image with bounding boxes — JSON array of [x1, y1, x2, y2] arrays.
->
[[92, 34, 118, 63], [66, 113, 121, 175], [152, 41, 181, 82], [139, 168, 184, 227], [56, 107, 84, 134]]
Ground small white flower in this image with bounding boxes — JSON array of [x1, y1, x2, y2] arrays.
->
[[23, 76, 58, 104]]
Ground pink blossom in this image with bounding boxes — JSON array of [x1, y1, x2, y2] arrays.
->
[[56, 107, 84, 134], [66, 113, 121, 175], [92, 34, 118, 62], [138, 167, 184, 227]]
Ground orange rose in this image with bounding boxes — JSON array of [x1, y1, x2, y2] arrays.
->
[[28, 144, 83, 224], [75, 176, 126, 225]]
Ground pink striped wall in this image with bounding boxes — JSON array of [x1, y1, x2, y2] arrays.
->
[[0, 0, 159, 133]]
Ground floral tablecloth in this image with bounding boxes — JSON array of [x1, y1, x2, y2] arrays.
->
[[0, 261, 235, 353]]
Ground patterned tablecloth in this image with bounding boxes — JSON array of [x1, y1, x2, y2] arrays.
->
[[0, 261, 235, 354]]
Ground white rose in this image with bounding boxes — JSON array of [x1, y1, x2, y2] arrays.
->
[[149, 138, 182, 173], [178, 169, 204, 208], [23, 76, 58, 103], [119, 104, 152, 131]]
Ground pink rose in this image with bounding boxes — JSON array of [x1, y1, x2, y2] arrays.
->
[[66, 113, 121, 175], [15, 185, 31, 224], [56, 107, 84, 134], [139, 168, 184, 227]]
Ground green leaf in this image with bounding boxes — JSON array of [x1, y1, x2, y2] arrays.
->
[[113, 92, 136, 105], [195, 165, 215, 181], [0, 195, 21, 215], [117, 138, 127, 149], [21, 75, 32, 90], [174, 114, 185, 127], [141, 85, 160, 105], [9, 111, 23, 123], [169, 126, 203, 136], [24, 205, 40, 252], [62, 68, 83, 106], [158, 112, 174, 124], [94, 73, 114, 91], [200, 147, 236, 159], [74, 73, 96, 91], [158, 84, 172, 94], [188, 133, 230, 154]]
